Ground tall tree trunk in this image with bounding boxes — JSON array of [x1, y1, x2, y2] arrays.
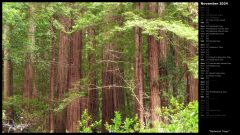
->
[[113, 42, 125, 114], [102, 44, 125, 132], [148, 2, 161, 124], [3, 24, 13, 121], [32, 69, 38, 98], [55, 16, 71, 133], [49, 19, 57, 133], [134, 2, 145, 128], [23, 3, 35, 100], [101, 13, 125, 132], [66, 19, 83, 132], [186, 44, 198, 102], [87, 27, 98, 125], [113, 14, 125, 118], [173, 36, 180, 97], [102, 43, 115, 132], [157, 2, 168, 107], [186, 4, 198, 103]]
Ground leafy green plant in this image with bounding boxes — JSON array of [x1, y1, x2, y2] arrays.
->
[[105, 111, 140, 133], [78, 109, 101, 133], [185, 56, 198, 79], [2, 95, 49, 132], [54, 82, 87, 113], [2, 110, 6, 123], [157, 97, 198, 133]]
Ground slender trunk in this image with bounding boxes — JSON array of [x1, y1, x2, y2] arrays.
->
[[3, 24, 13, 120], [23, 3, 35, 100], [173, 36, 180, 97], [113, 42, 125, 114], [102, 13, 125, 132], [102, 43, 115, 131], [32, 69, 38, 98], [113, 15, 125, 118], [49, 19, 57, 133], [186, 4, 198, 103], [87, 27, 98, 124], [157, 2, 168, 107], [186, 44, 198, 102], [148, 2, 161, 124], [134, 2, 145, 127], [102, 42, 125, 132]]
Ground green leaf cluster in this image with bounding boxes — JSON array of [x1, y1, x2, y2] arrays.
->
[[158, 97, 198, 133], [78, 109, 102, 133], [105, 111, 140, 133]]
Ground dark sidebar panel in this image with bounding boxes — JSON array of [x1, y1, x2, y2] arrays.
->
[[199, 1, 233, 134]]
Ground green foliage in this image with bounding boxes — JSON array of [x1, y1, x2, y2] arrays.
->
[[2, 95, 48, 132], [139, 97, 198, 133], [105, 111, 140, 133], [185, 56, 198, 79], [158, 97, 198, 133], [54, 82, 87, 113], [3, 95, 24, 115], [73, 10, 102, 31], [149, 20, 197, 43], [3, 95, 48, 116], [116, 10, 198, 43], [165, 3, 198, 25], [3, 3, 27, 25], [2, 110, 7, 122], [78, 109, 102, 133], [105, 111, 122, 132], [54, 90, 86, 112]]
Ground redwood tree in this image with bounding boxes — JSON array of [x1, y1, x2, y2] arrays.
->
[[102, 42, 114, 131], [3, 24, 13, 121], [157, 2, 168, 107], [49, 17, 57, 133], [87, 27, 98, 123], [148, 2, 161, 124], [66, 20, 83, 132], [23, 3, 35, 100], [134, 2, 145, 127], [186, 44, 198, 103], [102, 13, 125, 132], [186, 3, 198, 103], [55, 16, 71, 133]]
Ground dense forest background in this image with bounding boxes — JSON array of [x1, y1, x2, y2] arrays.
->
[[2, 2, 198, 133]]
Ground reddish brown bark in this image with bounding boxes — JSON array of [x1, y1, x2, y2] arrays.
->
[[113, 16, 125, 118], [55, 16, 71, 133], [185, 6, 198, 103], [66, 25, 83, 132], [102, 42, 125, 132], [49, 19, 57, 133], [158, 31, 168, 107], [23, 4, 35, 100], [101, 13, 125, 132], [32, 69, 38, 98], [113, 46, 125, 114], [186, 44, 198, 103], [148, 2, 161, 124], [102, 43, 115, 130], [3, 24, 13, 120], [23, 59, 33, 99], [87, 28, 98, 123], [157, 2, 168, 107], [173, 37, 180, 97], [134, 2, 145, 127]]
